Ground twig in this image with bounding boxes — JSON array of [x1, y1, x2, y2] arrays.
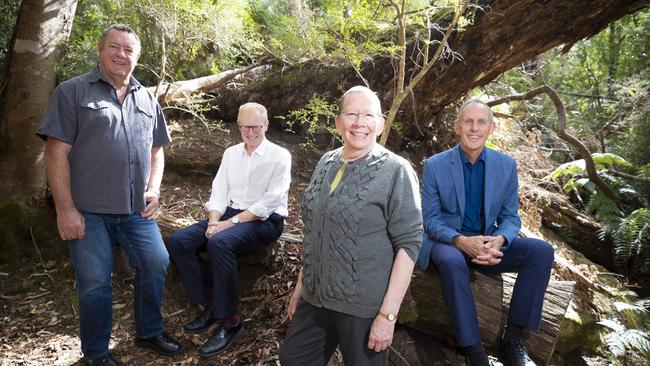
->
[[487, 85, 623, 209], [29, 227, 56, 286], [388, 345, 411, 365]]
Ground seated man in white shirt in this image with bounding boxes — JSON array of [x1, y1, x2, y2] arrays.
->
[[167, 102, 291, 359]]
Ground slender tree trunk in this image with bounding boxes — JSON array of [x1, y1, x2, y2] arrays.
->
[[0, 0, 78, 204]]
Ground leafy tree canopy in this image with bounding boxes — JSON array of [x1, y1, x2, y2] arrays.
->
[[61, 0, 260, 85]]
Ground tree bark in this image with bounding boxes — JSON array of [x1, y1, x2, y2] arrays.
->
[[0, 0, 78, 204]]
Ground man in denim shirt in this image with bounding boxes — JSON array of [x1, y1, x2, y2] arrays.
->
[[37, 24, 181, 366]]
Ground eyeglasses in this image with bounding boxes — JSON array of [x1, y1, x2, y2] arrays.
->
[[341, 111, 380, 123], [238, 124, 264, 132]]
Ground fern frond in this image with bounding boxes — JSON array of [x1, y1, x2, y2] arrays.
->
[[618, 329, 650, 354], [598, 318, 625, 332]]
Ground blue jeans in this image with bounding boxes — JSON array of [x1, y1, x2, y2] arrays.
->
[[69, 212, 169, 359]]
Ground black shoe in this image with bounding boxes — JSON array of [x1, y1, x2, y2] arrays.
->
[[464, 355, 499, 366], [498, 339, 535, 366], [82, 353, 122, 366], [135, 331, 183, 356], [184, 307, 218, 334], [198, 322, 244, 359]]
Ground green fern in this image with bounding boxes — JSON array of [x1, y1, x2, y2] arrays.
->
[[612, 208, 650, 274], [598, 297, 650, 361], [543, 153, 632, 184], [547, 153, 650, 278]]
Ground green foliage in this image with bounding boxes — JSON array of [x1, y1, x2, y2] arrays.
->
[[249, 0, 455, 71], [249, 0, 392, 65], [615, 73, 650, 165], [611, 208, 650, 274], [598, 296, 650, 363], [279, 95, 339, 146], [544, 154, 650, 281], [61, 0, 260, 85], [544, 153, 631, 188], [0, 0, 20, 72]]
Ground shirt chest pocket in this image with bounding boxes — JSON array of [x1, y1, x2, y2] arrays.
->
[[80, 101, 117, 135], [130, 105, 154, 146]]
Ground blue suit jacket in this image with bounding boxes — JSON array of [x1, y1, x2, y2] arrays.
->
[[416, 144, 522, 270]]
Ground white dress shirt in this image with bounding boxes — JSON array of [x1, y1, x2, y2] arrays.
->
[[205, 138, 291, 219]]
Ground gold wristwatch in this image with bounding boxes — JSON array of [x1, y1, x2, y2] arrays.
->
[[378, 311, 397, 321]]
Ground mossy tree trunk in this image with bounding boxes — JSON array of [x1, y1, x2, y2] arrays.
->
[[0, 0, 78, 205]]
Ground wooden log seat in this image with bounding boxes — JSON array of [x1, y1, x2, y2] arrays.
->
[[399, 268, 576, 365]]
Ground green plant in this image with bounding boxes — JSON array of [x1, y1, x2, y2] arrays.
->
[[279, 95, 339, 146], [598, 297, 650, 364], [544, 154, 650, 282]]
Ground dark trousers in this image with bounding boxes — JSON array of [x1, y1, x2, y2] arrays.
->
[[428, 236, 554, 347], [279, 299, 388, 366], [166, 207, 283, 318]]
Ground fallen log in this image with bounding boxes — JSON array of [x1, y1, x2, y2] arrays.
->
[[523, 186, 614, 270], [147, 63, 269, 105], [400, 269, 576, 365]]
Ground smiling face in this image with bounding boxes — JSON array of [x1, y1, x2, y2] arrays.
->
[[335, 90, 385, 161], [454, 102, 495, 161], [97, 29, 140, 84], [238, 107, 268, 153]]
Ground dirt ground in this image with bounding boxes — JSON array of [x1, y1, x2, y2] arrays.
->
[[0, 118, 326, 366], [0, 117, 615, 365]]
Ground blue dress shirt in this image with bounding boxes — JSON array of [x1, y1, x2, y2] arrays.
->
[[460, 148, 486, 234]]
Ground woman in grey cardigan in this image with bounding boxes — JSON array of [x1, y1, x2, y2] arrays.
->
[[279, 86, 423, 366]]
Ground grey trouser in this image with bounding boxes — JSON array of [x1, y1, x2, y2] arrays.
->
[[279, 299, 387, 366]]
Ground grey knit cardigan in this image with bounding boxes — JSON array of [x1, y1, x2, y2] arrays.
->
[[300, 144, 423, 318]]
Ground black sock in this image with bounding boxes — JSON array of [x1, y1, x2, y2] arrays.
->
[[463, 342, 489, 366], [502, 322, 525, 342]]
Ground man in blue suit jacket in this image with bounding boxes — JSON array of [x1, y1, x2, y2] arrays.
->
[[417, 100, 554, 366]]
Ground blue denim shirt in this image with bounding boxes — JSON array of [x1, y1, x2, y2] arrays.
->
[[37, 66, 171, 214], [459, 148, 486, 234]]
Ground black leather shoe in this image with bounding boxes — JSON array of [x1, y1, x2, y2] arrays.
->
[[135, 331, 183, 356], [464, 355, 499, 366], [198, 322, 244, 358], [82, 353, 122, 366], [498, 339, 536, 366], [183, 307, 218, 334]]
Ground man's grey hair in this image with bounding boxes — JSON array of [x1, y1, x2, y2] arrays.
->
[[455, 98, 495, 124], [239, 102, 268, 122], [337, 86, 383, 116], [99, 24, 141, 52]]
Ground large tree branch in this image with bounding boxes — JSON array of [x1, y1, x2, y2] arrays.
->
[[487, 85, 622, 208], [148, 62, 270, 105]]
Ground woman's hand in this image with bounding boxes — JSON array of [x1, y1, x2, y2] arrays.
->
[[288, 269, 304, 320], [367, 315, 395, 352]]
